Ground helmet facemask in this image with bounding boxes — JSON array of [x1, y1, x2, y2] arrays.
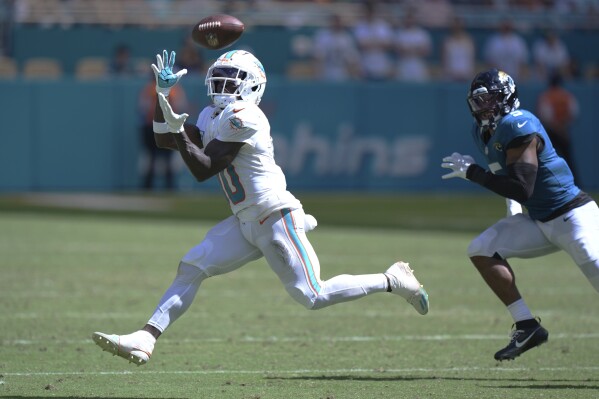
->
[[205, 50, 267, 109], [207, 67, 246, 109], [467, 88, 505, 130]]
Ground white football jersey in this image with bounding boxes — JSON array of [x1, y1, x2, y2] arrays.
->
[[195, 101, 301, 222]]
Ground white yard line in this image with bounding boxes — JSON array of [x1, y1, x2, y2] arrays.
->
[[4, 366, 599, 377], [3, 332, 599, 346], [19, 193, 171, 212]]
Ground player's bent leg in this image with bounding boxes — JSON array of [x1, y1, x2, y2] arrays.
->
[[258, 210, 386, 310], [304, 214, 317, 232], [578, 260, 599, 293], [146, 262, 209, 332], [92, 262, 206, 365], [469, 256, 522, 306], [305, 263, 429, 315], [310, 273, 388, 310], [93, 216, 262, 365], [154, 215, 260, 328], [546, 202, 599, 294], [92, 330, 155, 366], [258, 209, 429, 313], [147, 217, 262, 332], [467, 214, 556, 260], [182, 215, 262, 277], [264, 240, 427, 314], [258, 232, 374, 310]]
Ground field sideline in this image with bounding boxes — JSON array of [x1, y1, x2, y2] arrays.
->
[[1, 192, 598, 399]]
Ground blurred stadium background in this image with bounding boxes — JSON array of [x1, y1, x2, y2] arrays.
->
[[0, 0, 598, 193]]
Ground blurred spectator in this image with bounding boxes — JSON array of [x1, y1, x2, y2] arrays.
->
[[393, 11, 432, 82], [518, 0, 546, 11], [537, 73, 580, 183], [138, 72, 188, 190], [533, 29, 571, 82], [584, 61, 599, 80], [569, 56, 583, 80], [312, 13, 362, 81], [286, 34, 315, 79], [553, 0, 599, 14], [441, 17, 475, 81], [352, 1, 394, 81], [110, 43, 135, 76], [483, 20, 529, 81], [176, 37, 206, 76], [411, 0, 455, 28], [0, 0, 13, 56]]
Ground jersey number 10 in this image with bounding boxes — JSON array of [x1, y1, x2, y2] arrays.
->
[[218, 165, 246, 204]]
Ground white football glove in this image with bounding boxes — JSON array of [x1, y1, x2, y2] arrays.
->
[[158, 92, 188, 133], [441, 152, 475, 180], [151, 50, 187, 96]]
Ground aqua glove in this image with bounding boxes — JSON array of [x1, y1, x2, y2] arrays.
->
[[151, 50, 187, 96]]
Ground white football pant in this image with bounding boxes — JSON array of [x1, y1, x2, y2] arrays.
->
[[147, 208, 388, 332], [467, 201, 599, 292]]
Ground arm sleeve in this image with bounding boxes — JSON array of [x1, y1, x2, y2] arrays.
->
[[466, 162, 537, 203]]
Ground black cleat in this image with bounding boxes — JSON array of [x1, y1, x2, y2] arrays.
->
[[494, 323, 549, 361]]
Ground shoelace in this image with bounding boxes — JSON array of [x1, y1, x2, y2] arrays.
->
[[507, 316, 543, 342], [508, 328, 525, 343]]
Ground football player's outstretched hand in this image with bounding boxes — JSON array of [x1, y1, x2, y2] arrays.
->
[[441, 152, 475, 180], [151, 50, 187, 96], [158, 92, 188, 133]]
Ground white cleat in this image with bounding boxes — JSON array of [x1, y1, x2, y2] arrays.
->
[[385, 261, 429, 315], [92, 331, 154, 366]]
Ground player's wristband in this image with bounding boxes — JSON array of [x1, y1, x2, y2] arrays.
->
[[153, 121, 170, 134], [155, 85, 171, 96]]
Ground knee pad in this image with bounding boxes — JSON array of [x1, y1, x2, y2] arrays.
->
[[467, 229, 500, 258], [176, 262, 209, 284], [284, 284, 317, 310], [304, 214, 318, 232]]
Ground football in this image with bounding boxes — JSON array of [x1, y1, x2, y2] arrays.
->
[[191, 14, 244, 50]]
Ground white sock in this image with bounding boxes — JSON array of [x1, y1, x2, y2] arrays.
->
[[507, 298, 534, 323]]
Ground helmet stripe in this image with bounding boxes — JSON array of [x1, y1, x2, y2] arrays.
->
[[222, 50, 237, 60]]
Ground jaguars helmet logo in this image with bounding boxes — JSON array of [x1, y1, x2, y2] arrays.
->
[[494, 142, 503, 152], [498, 70, 516, 95]]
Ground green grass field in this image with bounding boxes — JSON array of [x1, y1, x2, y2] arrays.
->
[[1, 193, 598, 399]]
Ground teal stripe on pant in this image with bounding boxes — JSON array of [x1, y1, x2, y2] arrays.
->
[[281, 209, 321, 293]]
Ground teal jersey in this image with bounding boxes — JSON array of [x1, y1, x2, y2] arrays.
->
[[470, 109, 579, 220]]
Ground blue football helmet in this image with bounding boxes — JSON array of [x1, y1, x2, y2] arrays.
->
[[467, 68, 520, 130]]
